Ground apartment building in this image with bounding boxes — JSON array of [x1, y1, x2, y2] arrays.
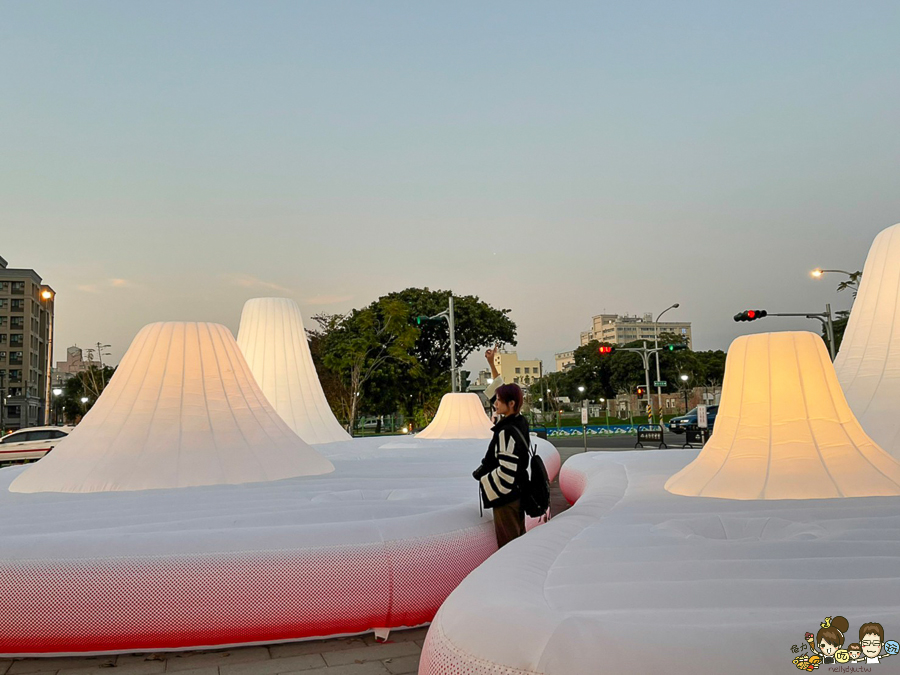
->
[[580, 313, 692, 348], [554, 350, 575, 371], [493, 350, 543, 387], [0, 255, 55, 431]]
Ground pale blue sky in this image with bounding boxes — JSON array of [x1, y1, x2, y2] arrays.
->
[[1, 1, 898, 369]]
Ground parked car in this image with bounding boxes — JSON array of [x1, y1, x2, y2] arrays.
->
[[667, 406, 718, 434], [0, 426, 74, 463]]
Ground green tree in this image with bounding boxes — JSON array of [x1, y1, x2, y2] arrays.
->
[[320, 299, 420, 432], [379, 288, 517, 414], [55, 365, 116, 424]]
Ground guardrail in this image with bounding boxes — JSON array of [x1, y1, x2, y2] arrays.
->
[[541, 425, 670, 437]]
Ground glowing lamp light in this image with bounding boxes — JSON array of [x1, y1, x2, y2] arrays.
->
[[52, 388, 62, 396], [41, 290, 54, 300], [598, 345, 613, 355], [812, 268, 824, 277]]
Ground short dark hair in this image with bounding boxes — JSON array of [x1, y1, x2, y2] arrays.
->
[[495, 383, 523, 414]]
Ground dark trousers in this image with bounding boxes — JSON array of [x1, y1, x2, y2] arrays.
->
[[493, 499, 525, 548]]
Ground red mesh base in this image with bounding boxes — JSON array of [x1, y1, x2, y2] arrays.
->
[[0, 523, 496, 655], [559, 463, 587, 504]]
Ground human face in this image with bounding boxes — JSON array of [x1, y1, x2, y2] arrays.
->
[[849, 649, 861, 660], [494, 396, 514, 417], [862, 634, 882, 658], [819, 640, 837, 656]]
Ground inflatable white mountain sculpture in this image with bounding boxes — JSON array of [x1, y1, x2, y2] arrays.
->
[[9, 322, 334, 494], [237, 298, 351, 444], [665, 331, 900, 500], [834, 222, 900, 458], [416, 393, 494, 439]]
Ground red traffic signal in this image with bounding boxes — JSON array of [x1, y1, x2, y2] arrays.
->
[[598, 345, 613, 355], [733, 309, 768, 322], [636, 385, 646, 397]]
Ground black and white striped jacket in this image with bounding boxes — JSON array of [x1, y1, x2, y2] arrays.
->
[[474, 413, 531, 509]]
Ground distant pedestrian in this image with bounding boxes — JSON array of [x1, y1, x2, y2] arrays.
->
[[473, 347, 531, 548]]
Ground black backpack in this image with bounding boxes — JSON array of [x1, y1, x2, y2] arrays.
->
[[511, 428, 551, 519]]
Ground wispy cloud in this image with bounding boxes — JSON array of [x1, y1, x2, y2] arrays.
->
[[76, 278, 137, 293], [224, 273, 292, 294], [304, 294, 354, 306]]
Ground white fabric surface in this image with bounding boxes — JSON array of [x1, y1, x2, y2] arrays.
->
[[416, 393, 494, 439], [237, 298, 351, 445], [421, 450, 900, 675], [0, 435, 558, 559], [666, 331, 900, 499], [835, 223, 900, 458], [9, 322, 334, 494]]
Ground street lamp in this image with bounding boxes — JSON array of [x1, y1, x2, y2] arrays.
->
[[52, 388, 62, 426], [811, 268, 855, 279], [599, 397, 609, 429], [680, 374, 689, 414], [654, 303, 680, 428]]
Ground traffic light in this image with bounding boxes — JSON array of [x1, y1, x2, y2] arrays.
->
[[733, 309, 768, 322], [664, 343, 687, 352], [636, 385, 646, 397], [598, 345, 613, 355], [416, 315, 442, 325]]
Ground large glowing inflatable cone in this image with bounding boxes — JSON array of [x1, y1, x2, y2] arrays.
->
[[416, 393, 494, 439], [9, 322, 334, 494], [236, 298, 351, 444], [665, 331, 900, 500], [834, 223, 900, 458]]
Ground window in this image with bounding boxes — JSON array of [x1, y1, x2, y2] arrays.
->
[[8, 387, 22, 397], [0, 317, 5, 327], [8, 369, 22, 382], [6, 405, 21, 418], [0, 299, 6, 309], [10, 333, 23, 345], [515, 368, 521, 373], [524, 367, 530, 374], [0, 352, 5, 361], [11, 317, 24, 330], [11, 281, 25, 294], [10, 299, 24, 311], [0, 281, 8, 292], [8, 351, 20, 364]]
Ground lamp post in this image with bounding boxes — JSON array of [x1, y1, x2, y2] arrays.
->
[[680, 374, 689, 413], [41, 287, 55, 425], [577, 385, 587, 452], [811, 268, 857, 282], [654, 303, 680, 429], [52, 387, 62, 426], [79, 396, 89, 418], [599, 397, 609, 430]]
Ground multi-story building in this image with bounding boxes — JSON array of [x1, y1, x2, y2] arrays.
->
[[493, 350, 543, 388], [580, 313, 692, 348], [554, 350, 575, 372], [0, 255, 55, 431], [54, 345, 87, 383]]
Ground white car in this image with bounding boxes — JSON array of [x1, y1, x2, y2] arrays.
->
[[0, 426, 74, 463]]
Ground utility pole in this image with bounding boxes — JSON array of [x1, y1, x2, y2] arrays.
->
[[417, 294, 458, 392], [619, 341, 665, 429], [734, 305, 837, 359]]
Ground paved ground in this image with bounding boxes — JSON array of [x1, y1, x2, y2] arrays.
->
[[0, 441, 643, 675]]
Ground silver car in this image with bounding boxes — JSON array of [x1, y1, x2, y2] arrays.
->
[[0, 426, 74, 463]]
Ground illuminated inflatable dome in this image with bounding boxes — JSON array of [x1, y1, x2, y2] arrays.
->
[[834, 222, 900, 458], [416, 393, 494, 439], [0, 321, 559, 656], [237, 297, 351, 445], [666, 331, 900, 500]]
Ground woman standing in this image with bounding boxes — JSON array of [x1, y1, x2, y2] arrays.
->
[[473, 347, 531, 548]]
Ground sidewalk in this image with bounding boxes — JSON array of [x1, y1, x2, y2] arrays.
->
[[0, 628, 426, 675]]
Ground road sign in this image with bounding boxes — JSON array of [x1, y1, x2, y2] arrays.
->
[[581, 407, 588, 425], [654, 380, 667, 387], [697, 405, 708, 429]]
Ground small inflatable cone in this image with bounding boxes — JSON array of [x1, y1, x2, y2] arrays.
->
[[9, 322, 334, 493], [666, 331, 900, 500], [237, 298, 351, 444], [834, 223, 900, 458], [416, 393, 494, 440]]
